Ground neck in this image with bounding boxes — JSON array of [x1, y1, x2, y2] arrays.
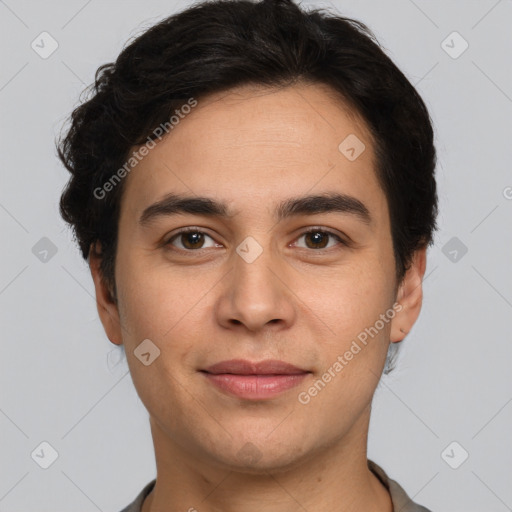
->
[[142, 407, 393, 512]]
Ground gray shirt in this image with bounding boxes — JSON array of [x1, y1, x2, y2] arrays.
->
[[120, 459, 432, 512]]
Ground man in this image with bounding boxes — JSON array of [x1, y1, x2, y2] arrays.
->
[[58, 0, 438, 510]]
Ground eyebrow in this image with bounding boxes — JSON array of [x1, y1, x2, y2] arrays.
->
[[138, 192, 372, 227]]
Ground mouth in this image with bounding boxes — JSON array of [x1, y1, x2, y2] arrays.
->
[[200, 359, 311, 400]]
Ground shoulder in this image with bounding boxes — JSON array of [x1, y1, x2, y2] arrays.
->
[[368, 459, 433, 512], [118, 479, 156, 512]]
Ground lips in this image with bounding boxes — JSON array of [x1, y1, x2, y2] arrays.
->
[[200, 359, 311, 400], [202, 359, 308, 375]]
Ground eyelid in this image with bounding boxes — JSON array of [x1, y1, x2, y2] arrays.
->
[[290, 227, 348, 250], [163, 226, 219, 249], [163, 226, 349, 252]]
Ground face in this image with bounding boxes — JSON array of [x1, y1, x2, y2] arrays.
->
[[91, 82, 425, 473]]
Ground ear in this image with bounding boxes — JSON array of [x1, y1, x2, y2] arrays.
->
[[89, 241, 123, 345], [390, 246, 428, 343]]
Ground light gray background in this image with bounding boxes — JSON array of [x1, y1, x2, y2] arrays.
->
[[1, 0, 511, 511]]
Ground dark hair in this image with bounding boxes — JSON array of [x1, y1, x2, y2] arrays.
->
[[57, 0, 438, 372]]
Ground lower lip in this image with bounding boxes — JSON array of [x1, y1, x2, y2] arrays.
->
[[202, 372, 309, 400]]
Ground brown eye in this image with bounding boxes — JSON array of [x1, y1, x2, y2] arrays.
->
[[179, 231, 205, 249], [294, 229, 345, 251], [165, 229, 218, 251], [304, 231, 329, 249]]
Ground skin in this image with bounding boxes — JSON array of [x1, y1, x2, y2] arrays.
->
[[89, 82, 427, 512]]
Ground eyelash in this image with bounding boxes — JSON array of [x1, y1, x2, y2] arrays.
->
[[163, 226, 348, 253]]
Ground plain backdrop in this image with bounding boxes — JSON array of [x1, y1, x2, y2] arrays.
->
[[1, 0, 511, 511]]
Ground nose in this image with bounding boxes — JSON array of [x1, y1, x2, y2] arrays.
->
[[215, 242, 296, 333]]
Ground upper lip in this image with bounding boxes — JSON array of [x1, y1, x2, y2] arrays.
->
[[202, 359, 309, 375]]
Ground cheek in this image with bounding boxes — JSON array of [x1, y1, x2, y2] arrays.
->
[[116, 262, 218, 391], [308, 261, 392, 341], [302, 282, 393, 421], [116, 265, 204, 411], [301, 265, 394, 415], [116, 253, 201, 339]]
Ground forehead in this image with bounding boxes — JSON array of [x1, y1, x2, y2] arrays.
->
[[119, 82, 387, 224]]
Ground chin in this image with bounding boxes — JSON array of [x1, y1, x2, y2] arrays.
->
[[204, 436, 313, 475]]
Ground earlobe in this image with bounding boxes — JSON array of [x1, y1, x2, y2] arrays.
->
[[390, 247, 427, 343], [89, 242, 123, 346]]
